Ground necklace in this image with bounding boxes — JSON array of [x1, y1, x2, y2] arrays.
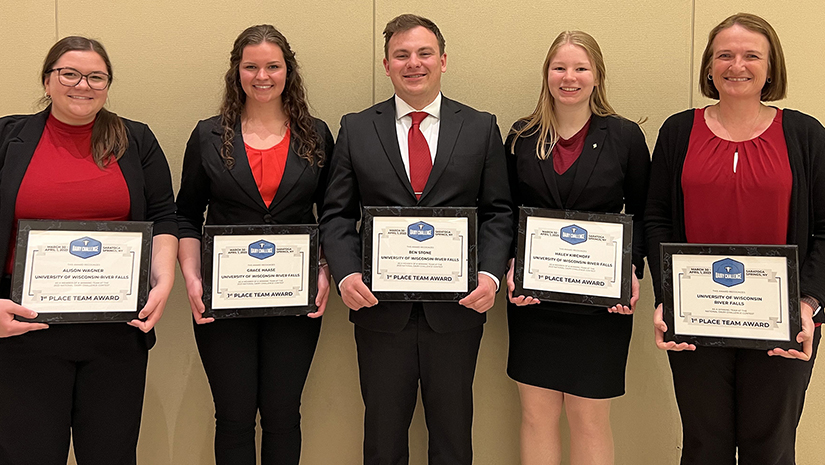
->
[[714, 104, 764, 174]]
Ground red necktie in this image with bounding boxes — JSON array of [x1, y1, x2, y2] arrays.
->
[[408, 111, 432, 200]]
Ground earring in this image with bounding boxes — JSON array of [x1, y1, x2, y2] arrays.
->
[[707, 74, 713, 81], [767, 77, 772, 84], [44, 92, 51, 99]]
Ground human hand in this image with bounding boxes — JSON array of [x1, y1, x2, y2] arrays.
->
[[506, 258, 540, 306], [185, 276, 213, 324], [460, 273, 498, 313], [769, 301, 814, 361], [339, 274, 378, 311], [129, 281, 173, 333], [308, 265, 331, 318], [608, 265, 639, 315], [654, 303, 695, 351], [0, 299, 48, 337]]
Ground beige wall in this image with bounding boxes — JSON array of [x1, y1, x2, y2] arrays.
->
[[1, 1, 824, 463]]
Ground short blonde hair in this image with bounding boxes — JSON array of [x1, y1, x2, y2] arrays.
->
[[699, 13, 787, 101]]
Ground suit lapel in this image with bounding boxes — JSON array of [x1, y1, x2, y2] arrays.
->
[[565, 115, 607, 207], [211, 123, 268, 211], [268, 134, 307, 210], [4, 110, 49, 198], [373, 98, 416, 199], [420, 97, 461, 202], [537, 154, 564, 207]]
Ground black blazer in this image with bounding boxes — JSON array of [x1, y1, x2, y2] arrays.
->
[[319, 96, 513, 333], [0, 109, 178, 348], [176, 116, 334, 238], [506, 115, 650, 312]]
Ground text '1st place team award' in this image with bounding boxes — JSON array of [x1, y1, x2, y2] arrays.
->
[[514, 207, 633, 307], [661, 243, 801, 350], [362, 207, 477, 301], [201, 225, 319, 318], [11, 220, 153, 323]]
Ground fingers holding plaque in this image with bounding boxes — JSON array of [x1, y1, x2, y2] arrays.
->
[[202, 225, 319, 318], [661, 243, 801, 351], [11, 220, 153, 323], [513, 207, 633, 307], [362, 207, 477, 301]]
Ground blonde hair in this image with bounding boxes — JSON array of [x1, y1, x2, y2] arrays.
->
[[699, 13, 787, 101], [510, 31, 615, 160]]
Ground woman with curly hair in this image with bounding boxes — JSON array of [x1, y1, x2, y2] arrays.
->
[[176, 24, 333, 465]]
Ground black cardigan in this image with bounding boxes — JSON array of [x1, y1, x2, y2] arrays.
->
[[644, 108, 825, 323]]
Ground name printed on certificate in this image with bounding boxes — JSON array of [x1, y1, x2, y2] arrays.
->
[[211, 234, 311, 309], [20, 230, 143, 312], [371, 217, 468, 293], [672, 254, 790, 341], [522, 216, 623, 299]]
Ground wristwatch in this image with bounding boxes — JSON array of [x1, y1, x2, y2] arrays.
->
[[800, 295, 821, 317]]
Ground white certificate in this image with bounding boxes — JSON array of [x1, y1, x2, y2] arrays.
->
[[19, 230, 143, 312], [371, 216, 468, 292], [211, 234, 311, 309], [522, 216, 623, 299], [671, 254, 790, 341]]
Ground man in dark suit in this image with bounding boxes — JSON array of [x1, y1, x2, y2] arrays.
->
[[319, 13, 512, 465]]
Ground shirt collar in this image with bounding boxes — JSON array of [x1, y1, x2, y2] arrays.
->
[[394, 93, 442, 121]]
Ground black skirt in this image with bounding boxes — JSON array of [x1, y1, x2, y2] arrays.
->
[[506, 302, 633, 399]]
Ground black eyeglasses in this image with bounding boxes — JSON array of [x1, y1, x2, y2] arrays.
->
[[46, 67, 111, 90]]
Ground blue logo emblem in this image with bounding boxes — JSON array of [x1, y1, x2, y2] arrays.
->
[[248, 240, 276, 260], [407, 221, 435, 242], [560, 225, 587, 245], [69, 237, 102, 259], [712, 258, 745, 287]]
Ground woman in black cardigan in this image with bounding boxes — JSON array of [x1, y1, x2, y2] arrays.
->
[[645, 13, 825, 465], [176, 25, 333, 465]]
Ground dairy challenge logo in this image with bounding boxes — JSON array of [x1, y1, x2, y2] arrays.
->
[[407, 221, 435, 242], [69, 237, 102, 259], [248, 240, 276, 260], [560, 225, 587, 245], [712, 258, 745, 287]]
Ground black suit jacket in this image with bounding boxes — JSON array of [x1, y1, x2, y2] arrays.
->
[[506, 115, 650, 313], [319, 96, 513, 333], [176, 115, 334, 238], [0, 108, 178, 347]]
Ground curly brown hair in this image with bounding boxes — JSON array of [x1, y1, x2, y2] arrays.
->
[[219, 25, 323, 169]]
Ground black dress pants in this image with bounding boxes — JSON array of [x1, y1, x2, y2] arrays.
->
[[193, 315, 321, 465], [355, 304, 484, 465], [668, 326, 820, 465], [0, 324, 148, 465]]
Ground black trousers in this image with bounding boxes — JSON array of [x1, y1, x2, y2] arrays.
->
[[355, 304, 484, 465], [668, 326, 821, 465], [193, 315, 321, 465], [0, 324, 148, 465]]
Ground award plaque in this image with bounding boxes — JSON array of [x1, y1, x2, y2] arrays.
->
[[661, 243, 801, 350], [362, 206, 477, 301], [202, 225, 319, 318], [11, 220, 153, 323], [514, 207, 633, 307]]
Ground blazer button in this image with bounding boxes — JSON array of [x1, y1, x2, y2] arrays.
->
[[263, 214, 274, 224]]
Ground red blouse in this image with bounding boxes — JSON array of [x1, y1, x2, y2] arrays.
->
[[6, 114, 130, 273], [682, 107, 791, 245], [245, 128, 290, 207], [553, 118, 591, 175]]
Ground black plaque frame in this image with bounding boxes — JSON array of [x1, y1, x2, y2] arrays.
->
[[661, 243, 801, 350], [362, 206, 478, 302], [202, 224, 319, 318], [514, 207, 633, 307], [12, 219, 153, 323]]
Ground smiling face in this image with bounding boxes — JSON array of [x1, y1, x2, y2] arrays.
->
[[239, 41, 287, 107], [708, 24, 770, 102], [547, 43, 596, 111], [44, 50, 108, 125], [383, 26, 447, 109]]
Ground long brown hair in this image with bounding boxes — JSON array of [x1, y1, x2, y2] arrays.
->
[[219, 25, 323, 169], [41, 36, 127, 169], [510, 31, 616, 160]]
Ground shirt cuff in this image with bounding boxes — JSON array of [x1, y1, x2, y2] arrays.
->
[[338, 272, 360, 287], [479, 271, 500, 291]]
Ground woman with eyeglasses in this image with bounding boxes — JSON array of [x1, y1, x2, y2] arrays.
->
[[176, 25, 333, 464], [0, 36, 178, 463]]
